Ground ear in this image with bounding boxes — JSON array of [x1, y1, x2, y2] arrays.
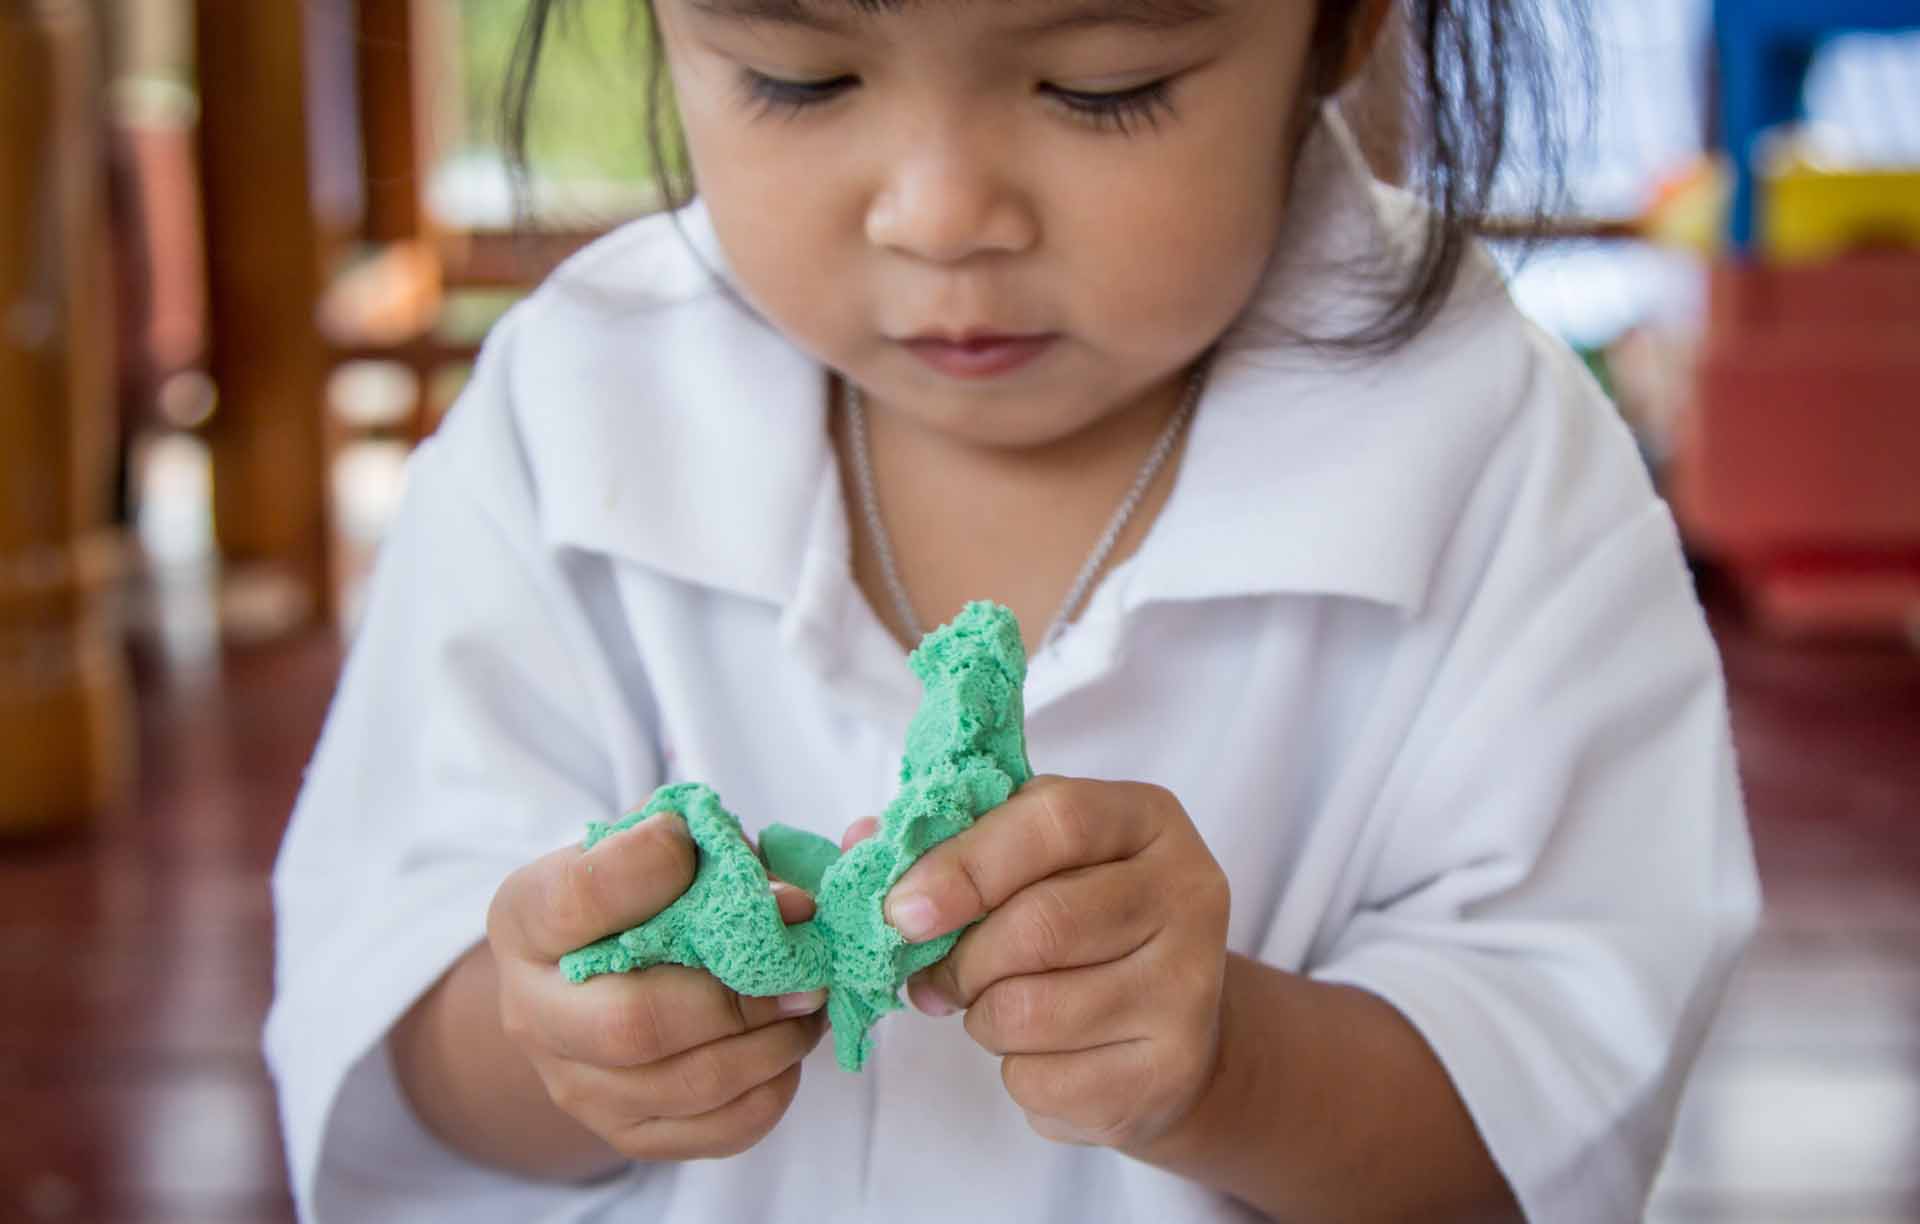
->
[[1336, 0, 1396, 91]]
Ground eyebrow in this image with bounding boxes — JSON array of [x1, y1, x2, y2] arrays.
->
[[687, 0, 1228, 37]]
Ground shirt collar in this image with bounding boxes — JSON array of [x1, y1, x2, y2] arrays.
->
[[518, 106, 1531, 620], [514, 211, 831, 607]]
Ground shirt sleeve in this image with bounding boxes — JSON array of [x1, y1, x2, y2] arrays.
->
[[1308, 367, 1763, 1221], [263, 307, 663, 1222]]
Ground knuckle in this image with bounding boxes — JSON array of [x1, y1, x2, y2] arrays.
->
[[544, 1071, 588, 1119], [606, 1125, 658, 1162], [1167, 862, 1230, 935], [647, 815, 699, 890], [1150, 936, 1220, 1015], [606, 1114, 674, 1162], [1082, 1097, 1136, 1147], [712, 1071, 797, 1158], [774, 1012, 826, 1064], [546, 856, 606, 944], [975, 978, 1040, 1046], [1022, 882, 1079, 969], [1004, 1055, 1141, 1149], [1175, 1039, 1215, 1100], [483, 882, 515, 948], [1001, 1053, 1056, 1116], [603, 989, 669, 1066], [723, 986, 754, 1036], [1138, 781, 1179, 816], [1196, 866, 1231, 924], [669, 1045, 732, 1113], [488, 869, 544, 956], [1117, 875, 1160, 931], [943, 850, 993, 920], [1082, 1068, 1147, 1146], [1037, 784, 1097, 863], [498, 998, 537, 1051], [744, 1067, 800, 1124]]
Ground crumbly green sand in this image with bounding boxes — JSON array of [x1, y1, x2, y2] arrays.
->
[[560, 600, 1032, 1070]]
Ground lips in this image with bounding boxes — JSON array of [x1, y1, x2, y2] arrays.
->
[[899, 332, 1057, 379]]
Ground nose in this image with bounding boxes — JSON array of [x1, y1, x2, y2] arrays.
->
[[864, 127, 1038, 264]]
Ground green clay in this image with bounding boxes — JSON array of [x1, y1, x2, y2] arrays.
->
[[560, 601, 1032, 1071], [759, 824, 841, 896]]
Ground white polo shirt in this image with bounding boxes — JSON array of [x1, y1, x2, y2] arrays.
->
[[265, 112, 1761, 1224]]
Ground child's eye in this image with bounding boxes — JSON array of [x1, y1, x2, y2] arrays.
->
[[739, 70, 859, 119], [1042, 78, 1177, 136]]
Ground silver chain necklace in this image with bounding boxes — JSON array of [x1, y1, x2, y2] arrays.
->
[[844, 363, 1208, 653]]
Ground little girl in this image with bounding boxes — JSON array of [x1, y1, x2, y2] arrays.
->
[[266, 2, 1760, 1220]]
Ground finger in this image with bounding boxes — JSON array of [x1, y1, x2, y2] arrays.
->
[[884, 776, 1169, 945], [1002, 1040, 1160, 1148], [491, 810, 697, 963], [840, 816, 879, 852], [954, 958, 1152, 1056], [771, 880, 816, 925], [910, 857, 1162, 1010], [511, 960, 828, 1068], [562, 1011, 827, 1129], [605, 1061, 805, 1163]]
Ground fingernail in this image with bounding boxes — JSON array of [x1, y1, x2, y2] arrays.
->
[[633, 809, 682, 837], [908, 979, 957, 1017], [777, 989, 828, 1017], [888, 892, 940, 943]]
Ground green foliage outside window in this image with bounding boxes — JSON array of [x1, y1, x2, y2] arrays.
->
[[455, 1, 680, 195]]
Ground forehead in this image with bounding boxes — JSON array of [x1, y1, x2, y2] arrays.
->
[[684, 0, 1231, 36]]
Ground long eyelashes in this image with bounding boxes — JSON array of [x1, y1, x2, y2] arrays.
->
[[737, 70, 1180, 136], [739, 71, 859, 120], [1040, 80, 1177, 135]]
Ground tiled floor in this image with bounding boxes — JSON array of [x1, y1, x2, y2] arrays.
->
[[1, 566, 1916, 1222], [1647, 575, 1920, 1223], [0, 631, 336, 1222]]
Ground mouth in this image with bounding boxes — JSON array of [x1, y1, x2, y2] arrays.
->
[[897, 331, 1059, 380]]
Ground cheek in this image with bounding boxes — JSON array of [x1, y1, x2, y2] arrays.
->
[[693, 140, 862, 357], [669, 56, 859, 358], [1065, 141, 1289, 351], [1065, 45, 1307, 349]]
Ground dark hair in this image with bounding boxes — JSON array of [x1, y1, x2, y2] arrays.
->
[[502, 0, 1588, 351]]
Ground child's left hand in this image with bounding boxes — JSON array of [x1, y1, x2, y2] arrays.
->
[[847, 774, 1231, 1151]]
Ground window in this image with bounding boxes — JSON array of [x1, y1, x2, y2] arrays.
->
[[429, 1, 672, 230]]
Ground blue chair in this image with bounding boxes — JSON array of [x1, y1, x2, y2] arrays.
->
[[1713, 0, 1920, 251]]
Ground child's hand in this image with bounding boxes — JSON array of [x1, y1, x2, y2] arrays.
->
[[855, 776, 1231, 1151], [484, 811, 830, 1162]]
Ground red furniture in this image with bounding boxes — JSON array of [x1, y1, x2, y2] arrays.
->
[[1671, 254, 1920, 640]]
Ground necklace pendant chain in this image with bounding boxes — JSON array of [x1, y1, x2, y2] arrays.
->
[[845, 362, 1210, 655]]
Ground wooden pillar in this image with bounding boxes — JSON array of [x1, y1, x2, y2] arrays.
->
[[194, 0, 333, 629], [0, 0, 135, 835], [357, 0, 428, 243]]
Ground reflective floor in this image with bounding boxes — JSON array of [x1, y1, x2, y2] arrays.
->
[[1, 568, 1916, 1222]]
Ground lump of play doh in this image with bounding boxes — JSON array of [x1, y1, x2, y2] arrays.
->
[[560, 600, 1033, 1071], [557, 784, 833, 997]]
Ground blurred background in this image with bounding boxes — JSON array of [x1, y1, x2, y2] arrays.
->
[[1, 1, 1917, 1220]]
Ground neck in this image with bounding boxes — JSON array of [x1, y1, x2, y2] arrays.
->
[[860, 371, 1191, 496], [834, 368, 1202, 653]]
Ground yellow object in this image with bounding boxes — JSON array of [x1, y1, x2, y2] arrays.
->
[[1643, 152, 1920, 262], [1766, 162, 1920, 261]]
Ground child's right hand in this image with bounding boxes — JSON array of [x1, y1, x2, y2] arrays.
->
[[484, 810, 831, 1162]]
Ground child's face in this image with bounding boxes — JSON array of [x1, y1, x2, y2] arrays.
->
[[656, 0, 1319, 449]]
